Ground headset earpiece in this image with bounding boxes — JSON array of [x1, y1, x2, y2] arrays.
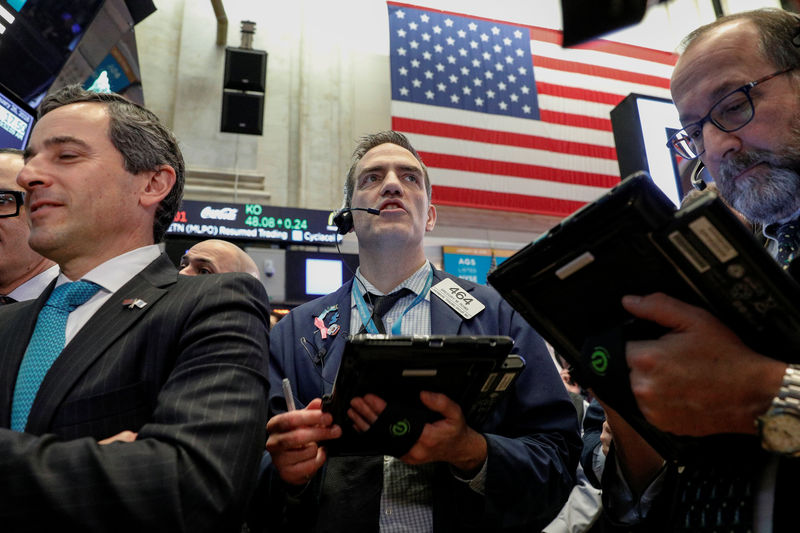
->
[[333, 209, 354, 235], [691, 160, 707, 191]]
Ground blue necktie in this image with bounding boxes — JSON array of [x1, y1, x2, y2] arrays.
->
[[775, 219, 800, 268], [11, 280, 101, 431]]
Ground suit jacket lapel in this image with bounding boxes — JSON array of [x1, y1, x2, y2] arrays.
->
[[0, 286, 53, 428], [320, 280, 354, 388], [25, 254, 176, 434]]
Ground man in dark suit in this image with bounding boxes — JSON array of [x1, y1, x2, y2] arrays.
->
[[0, 86, 270, 532], [252, 131, 580, 532]]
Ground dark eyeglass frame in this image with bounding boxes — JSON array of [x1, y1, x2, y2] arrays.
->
[[0, 190, 25, 218], [666, 67, 794, 160]]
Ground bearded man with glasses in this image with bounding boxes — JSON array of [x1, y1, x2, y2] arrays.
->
[[593, 8, 800, 533]]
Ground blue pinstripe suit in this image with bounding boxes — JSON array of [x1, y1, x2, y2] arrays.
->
[[252, 268, 580, 532]]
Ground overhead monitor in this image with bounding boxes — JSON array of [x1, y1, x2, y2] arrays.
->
[[0, 81, 35, 149], [285, 251, 359, 304], [611, 93, 687, 207], [0, 0, 104, 104]]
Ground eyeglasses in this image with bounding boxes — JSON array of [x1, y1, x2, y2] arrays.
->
[[667, 67, 794, 160], [0, 190, 24, 218]]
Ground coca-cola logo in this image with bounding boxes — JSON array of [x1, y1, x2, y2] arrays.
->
[[200, 206, 238, 221]]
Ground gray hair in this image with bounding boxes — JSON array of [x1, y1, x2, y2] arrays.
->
[[680, 8, 800, 72], [343, 130, 431, 207], [39, 85, 184, 243]]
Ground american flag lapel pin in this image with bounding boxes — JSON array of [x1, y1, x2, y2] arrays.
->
[[122, 298, 147, 309]]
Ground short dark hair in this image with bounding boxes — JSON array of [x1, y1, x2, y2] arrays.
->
[[343, 130, 431, 208], [680, 8, 800, 72], [0, 148, 23, 156], [39, 85, 184, 242]]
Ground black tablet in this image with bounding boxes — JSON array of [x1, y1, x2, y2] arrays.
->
[[488, 172, 800, 461], [321, 334, 523, 456]]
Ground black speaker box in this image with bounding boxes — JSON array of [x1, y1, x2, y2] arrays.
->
[[221, 91, 264, 135], [224, 48, 267, 92], [124, 0, 157, 24]]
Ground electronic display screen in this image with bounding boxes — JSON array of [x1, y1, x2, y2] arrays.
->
[[611, 93, 685, 207], [167, 199, 344, 246], [442, 246, 517, 285], [0, 81, 34, 149], [306, 258, 343, 296], [634, 96, 683, 206], [285, 251, 358, 304], [7, 1, 28, 12], [0, 0, 104, 104]]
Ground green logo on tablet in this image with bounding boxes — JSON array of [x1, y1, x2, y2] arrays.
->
[[591, 347, 610, 375], [391, 419, 411, 436]]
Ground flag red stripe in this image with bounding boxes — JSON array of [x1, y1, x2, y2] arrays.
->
[[575, 39, 678, 66], [419, 151, 620, 187], [392, 116, 618, 159], [532, 55, 671, 89], [432, 185, 589, 216], [537, 110, 612, 131], [529, 27, 678, 66], [536, 82, 626, 106], [527, 26, 562, 45]]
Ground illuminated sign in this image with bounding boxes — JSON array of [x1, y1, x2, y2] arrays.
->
[[0, 4, 14, 35], [167, 200, 343, 245], [0, 81, 34, 149], [442, 246, 517, 285]]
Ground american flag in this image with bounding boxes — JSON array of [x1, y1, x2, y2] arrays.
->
[[387, 2, 678, 217]]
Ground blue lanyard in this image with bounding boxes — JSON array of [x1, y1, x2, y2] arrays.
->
[[352, 268, 433, 335]]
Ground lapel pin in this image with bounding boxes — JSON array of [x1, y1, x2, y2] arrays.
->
[[318, 304, 338, 321], [314, 316, 328, 339], [122, 298, 147, 309]]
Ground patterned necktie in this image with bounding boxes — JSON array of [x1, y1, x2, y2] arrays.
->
[[0, 295, 16, 305], [775, 219, 800, 268], [361, 288, 413, 334], [11, 280, 101, 431]]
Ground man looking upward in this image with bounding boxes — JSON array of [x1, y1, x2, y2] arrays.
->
[[254, 131, 579, 532]]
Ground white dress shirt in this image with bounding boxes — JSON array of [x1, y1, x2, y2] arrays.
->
[[7, 264, 59, 302], [57, 245, 162, 344]]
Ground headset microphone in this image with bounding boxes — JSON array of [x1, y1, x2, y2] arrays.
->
[[690, 160, 707, 191], [332, 207, 380, 234]]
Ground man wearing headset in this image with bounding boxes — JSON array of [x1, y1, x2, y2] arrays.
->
[[251, 131, 580, 532], [600, 8, 800, 532]]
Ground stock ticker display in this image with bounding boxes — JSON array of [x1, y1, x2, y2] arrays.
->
[[167, 200, 342, 246]]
